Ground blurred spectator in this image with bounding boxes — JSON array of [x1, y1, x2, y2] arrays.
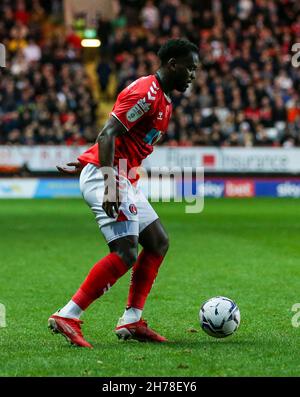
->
[[23, 37, 41, 62], [97, 14, 113, 51], [15, 0, 30, 25], [140, 0, 160, 31]]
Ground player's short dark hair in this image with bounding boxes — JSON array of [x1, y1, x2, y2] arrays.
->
[[157, 39, 199, 65]]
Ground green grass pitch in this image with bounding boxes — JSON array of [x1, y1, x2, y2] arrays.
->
[[0, 198, 300, 377]]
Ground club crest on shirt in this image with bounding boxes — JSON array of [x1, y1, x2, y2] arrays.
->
[[129, 204, 138, 215], [157, 111, 163, 120]]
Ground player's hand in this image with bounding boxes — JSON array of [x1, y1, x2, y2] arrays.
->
[[56, 162, 84, 175], [102, 178, 121, 218]]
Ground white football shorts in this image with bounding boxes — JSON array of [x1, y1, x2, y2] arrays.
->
[[79, 163, 159, 243]]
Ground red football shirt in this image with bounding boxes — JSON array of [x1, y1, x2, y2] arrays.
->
[[78, 75, 173, 183]]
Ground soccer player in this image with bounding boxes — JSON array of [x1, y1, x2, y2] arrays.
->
[[48, 39, 199, 348]]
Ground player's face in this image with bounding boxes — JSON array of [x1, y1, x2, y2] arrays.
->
[[173, 52, 199, 92]]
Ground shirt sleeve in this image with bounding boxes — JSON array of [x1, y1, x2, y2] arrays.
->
[[110, 79, 156, 131]]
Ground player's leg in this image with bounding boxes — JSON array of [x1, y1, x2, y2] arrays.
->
[[56, 233, 138, 311], [64, 234, 138, 313], [48, 164, 139, 347], [48, 234, 138, 348], [126, 218, 169, 314], [115, 189, 169, 342]]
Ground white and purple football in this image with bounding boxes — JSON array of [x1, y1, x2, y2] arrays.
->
[[199, 296, 240, 338]]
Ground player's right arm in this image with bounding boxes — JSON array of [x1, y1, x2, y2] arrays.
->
[[96, 116, 127, 218]]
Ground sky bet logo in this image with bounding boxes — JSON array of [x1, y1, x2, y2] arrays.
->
[[0, 43, 5, 67]]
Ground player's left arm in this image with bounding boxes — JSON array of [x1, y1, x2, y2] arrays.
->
[[56, 162, 84, 174], [56, 117, 126, 177]]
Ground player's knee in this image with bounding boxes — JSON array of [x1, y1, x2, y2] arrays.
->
[[156, 233, 169, 257], [109, 235, 138, 268], [117, 247, 138, 268]]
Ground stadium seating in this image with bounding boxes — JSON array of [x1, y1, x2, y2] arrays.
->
[[1, 0, 300, 147]]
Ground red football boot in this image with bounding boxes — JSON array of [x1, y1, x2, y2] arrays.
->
[[48, 313, 93, 348], [115, 318, 167, 342]]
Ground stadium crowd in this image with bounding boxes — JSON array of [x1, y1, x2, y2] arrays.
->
[[1, 0, 300, 147], [0, 0, 97, 146], [102, 0, 300, 147]]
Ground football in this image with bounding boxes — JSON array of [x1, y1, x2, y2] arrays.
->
[[199, 296, 240, 338]]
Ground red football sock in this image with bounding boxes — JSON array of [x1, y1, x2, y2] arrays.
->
[[72, 253, 128, 310], [127, 249, 164, 310]]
